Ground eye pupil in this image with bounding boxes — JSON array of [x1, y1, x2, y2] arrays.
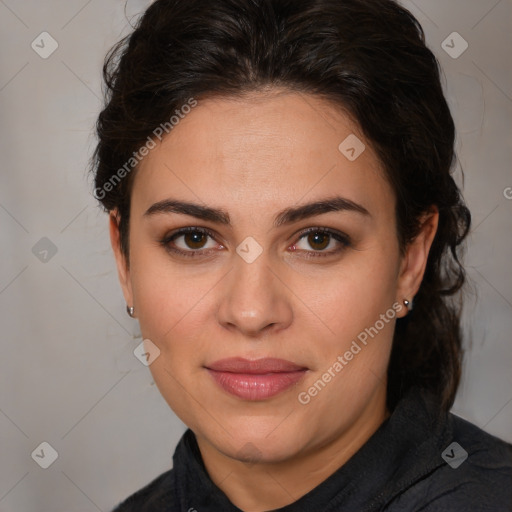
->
[[185, 232, 206, 249], [309, 232, 329, 250]]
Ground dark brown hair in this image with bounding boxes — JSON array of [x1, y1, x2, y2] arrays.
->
[[91, 0, 471, 412]]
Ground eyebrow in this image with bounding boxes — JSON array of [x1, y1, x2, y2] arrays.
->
[[144, 195, 370, 227]]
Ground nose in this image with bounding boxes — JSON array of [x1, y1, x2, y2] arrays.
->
[[216, 248, 293, 338]]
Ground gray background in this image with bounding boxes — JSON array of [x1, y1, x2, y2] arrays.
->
[[0, 1, 511, 511]]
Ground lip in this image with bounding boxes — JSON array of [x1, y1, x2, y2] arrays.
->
[[205, 357, 308, 400]]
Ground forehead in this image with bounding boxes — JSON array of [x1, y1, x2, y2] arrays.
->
[[132, 91, 392, 217]]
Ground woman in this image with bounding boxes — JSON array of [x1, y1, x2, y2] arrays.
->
[[91, 0, 512, 510]]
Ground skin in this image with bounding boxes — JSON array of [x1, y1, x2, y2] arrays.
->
[[110, 90, 438, 512]]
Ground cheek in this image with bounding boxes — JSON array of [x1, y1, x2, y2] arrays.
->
[[129, 256, 215, 426], [128, 230, 203, 336], [132, 268, 209, 352], [128, 239, 226, 378], [293, 263, 398, 421], [304, 247, 400, 347]]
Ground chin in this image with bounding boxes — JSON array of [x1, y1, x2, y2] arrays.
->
[[197, 414, 313, 464], [227, 434, 304, 465]]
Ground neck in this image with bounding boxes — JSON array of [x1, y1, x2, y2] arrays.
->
[[195, 385, 389, 512]]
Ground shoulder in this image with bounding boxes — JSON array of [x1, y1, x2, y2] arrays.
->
[[450, 412, 512, 465], [390, 412, 512, 511], [111, 468, 176, 512], [444, 413, 512, 491]]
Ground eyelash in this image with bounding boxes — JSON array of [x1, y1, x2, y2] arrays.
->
[[160, 226, 351, 259]]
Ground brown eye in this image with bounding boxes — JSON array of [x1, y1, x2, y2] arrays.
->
[[161, 227, 220, 257], [182, 231, 208, 249], [292, 228, 351, 258], [306, 231, 331, 251]]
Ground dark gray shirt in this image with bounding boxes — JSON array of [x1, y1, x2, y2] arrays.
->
[[113, 388, 512, 511]]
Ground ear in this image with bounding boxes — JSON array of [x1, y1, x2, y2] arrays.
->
[[395, 207, 439, 318], [109, 210, 135, 316]]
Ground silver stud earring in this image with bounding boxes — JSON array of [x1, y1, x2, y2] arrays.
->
[[404, 299, 413, 312], [126, 305, 135, 318]]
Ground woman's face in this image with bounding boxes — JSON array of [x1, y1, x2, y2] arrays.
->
[[111, 90, 435, 464]]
